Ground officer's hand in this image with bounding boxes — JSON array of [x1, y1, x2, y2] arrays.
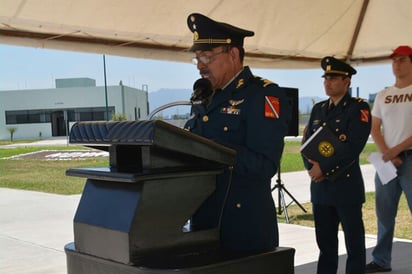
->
[[307, 159, 324, 182]]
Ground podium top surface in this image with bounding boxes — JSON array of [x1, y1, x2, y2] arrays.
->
[[69, 120, 236, 166]]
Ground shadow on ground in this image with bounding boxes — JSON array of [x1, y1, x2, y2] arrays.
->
[[295, 241, 412, 274]]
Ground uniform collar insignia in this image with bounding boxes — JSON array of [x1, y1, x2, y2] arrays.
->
[[236, 79, 244, 88]]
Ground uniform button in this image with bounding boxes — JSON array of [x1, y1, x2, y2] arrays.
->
[[236, 203, 241, 208], [202, 115, 209, 122], [223, 126, 228, 131], [322, 122, 327, 126]]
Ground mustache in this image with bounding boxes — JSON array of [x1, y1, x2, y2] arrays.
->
[[199, 69, 209, 77]]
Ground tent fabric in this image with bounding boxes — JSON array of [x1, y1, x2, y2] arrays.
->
[[1, 0, 411, 68]]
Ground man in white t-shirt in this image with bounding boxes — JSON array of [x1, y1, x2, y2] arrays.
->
[[366, 45, 412, 273]]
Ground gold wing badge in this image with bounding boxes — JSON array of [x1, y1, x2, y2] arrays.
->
[[221, 99, 244, 115]]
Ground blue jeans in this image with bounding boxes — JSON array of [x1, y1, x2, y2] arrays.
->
[[372, 154, 412, 268]]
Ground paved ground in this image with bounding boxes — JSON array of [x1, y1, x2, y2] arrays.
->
[[1, 137, 411, 273]]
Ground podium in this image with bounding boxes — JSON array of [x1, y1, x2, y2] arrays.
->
[[64, 120, 295, 274]]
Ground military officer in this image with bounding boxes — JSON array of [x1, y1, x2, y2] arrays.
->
[[184, 13, 291, 256], [302, 56, 371, 274]]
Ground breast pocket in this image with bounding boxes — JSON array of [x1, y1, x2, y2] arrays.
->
[[214, 113, 243, 145]]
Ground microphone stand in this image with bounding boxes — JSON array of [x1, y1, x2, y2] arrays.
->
[[271, 164, 306, 223]]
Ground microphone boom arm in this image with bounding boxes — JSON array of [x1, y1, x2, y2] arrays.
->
[[148, 101, 191, 120]]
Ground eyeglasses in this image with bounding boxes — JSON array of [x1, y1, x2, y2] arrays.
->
[[192, 50, 226, 65]]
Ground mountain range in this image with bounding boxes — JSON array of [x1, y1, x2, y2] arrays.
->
[[148, 88, 325, 119]]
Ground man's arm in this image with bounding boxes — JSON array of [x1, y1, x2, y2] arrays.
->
[[371, 115, 405, 166], [383, 135, 412, 162], [371, 116, 387, 152]]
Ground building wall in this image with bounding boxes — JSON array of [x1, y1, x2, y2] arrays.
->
[[122, 86, 149, 120], [0, 81, 148, 140]]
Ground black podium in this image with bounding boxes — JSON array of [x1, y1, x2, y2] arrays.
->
[[64, 120, 295, 274]]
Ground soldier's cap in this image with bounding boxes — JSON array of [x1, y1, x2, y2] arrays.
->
[[187, 13, 254, 51], [390, 45, 412, 58], [321, 56, 357, 77]]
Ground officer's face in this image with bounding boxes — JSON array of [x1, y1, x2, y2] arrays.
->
[[323, 75, 350, 98], [194, 46, 237, 90]]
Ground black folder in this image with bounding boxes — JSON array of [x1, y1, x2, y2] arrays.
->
[[301, 126, 352, 181], [300, 126, 342, 161]]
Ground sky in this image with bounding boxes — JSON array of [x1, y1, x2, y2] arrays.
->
[[0, 44, 395, 99]]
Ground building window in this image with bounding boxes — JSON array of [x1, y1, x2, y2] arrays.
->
[[76, 107, 113, 121], [5, 110, 51, 124], [5, 107, 115, 125]]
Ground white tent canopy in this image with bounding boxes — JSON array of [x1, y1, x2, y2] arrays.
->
[[1, 0, 411, 68]]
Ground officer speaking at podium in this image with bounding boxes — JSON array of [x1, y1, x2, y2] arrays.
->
[[184, 13, 291, 256]]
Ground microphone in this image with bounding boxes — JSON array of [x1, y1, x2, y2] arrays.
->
[[190, 78, 213, 105]]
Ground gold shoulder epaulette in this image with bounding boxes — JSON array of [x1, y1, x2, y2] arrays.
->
[[254, 76, 277, 87]]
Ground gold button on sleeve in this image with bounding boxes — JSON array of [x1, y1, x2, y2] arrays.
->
[[202, 115, 209, 122]]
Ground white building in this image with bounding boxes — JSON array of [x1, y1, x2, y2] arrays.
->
[[0, 78, 149, 140]]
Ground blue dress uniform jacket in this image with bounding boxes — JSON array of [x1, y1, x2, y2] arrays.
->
[[303, 92, 371, 205], [184, 66, 291, 253]]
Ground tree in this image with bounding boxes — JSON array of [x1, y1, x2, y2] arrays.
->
[[111, 113, 127, 121], [7, 127, 17, 142]]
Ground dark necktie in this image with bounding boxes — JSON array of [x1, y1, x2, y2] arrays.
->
[[328, 103, 335, 114]]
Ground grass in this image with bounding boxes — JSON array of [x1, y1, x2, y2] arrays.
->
[[280, 141, 377, 172], [0, 145, 108, 195], [1, 140, 411, 240], [277, 192, 411, 240], [0, 157, 108, 195]]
